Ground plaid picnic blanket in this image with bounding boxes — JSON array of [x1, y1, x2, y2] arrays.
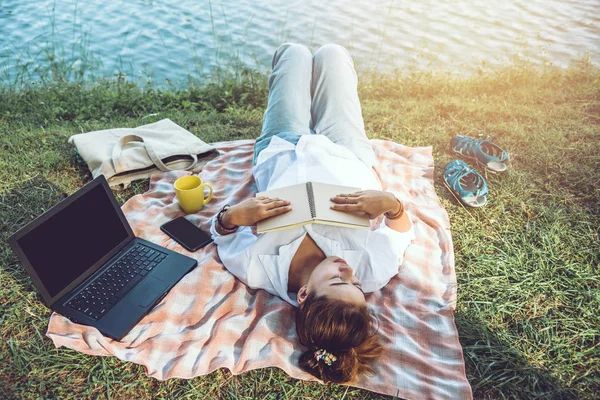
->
[[47, 139, 472, 399]]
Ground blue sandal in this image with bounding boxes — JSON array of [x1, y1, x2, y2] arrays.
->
[[450, 135, 509, 173], [444, 160, 488, 208]]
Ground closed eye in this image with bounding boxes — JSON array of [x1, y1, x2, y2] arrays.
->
[[330, 282, 364, 294]]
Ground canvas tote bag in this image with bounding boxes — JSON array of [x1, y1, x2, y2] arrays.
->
[[68, 119, 218, 189]]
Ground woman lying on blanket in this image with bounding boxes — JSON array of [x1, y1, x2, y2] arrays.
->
[[211, 43, 414, 384]]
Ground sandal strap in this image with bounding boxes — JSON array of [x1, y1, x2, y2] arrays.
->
[[479, 136, 509, 162], [454, 135, 509, 163], [445, 163, 488, 197]]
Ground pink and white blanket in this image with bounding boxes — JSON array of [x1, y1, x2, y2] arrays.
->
[[47, 139, 472, 399]]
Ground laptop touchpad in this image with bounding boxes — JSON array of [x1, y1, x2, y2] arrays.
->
[[136, 277, 168, 307]]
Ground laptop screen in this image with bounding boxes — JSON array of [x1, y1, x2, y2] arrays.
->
[[16, 183, 130, 298]]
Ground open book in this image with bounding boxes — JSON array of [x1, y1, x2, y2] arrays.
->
[[256, 182, 370, 234]]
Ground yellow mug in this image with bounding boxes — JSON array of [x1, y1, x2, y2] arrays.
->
[[174, 175, 213, 214]]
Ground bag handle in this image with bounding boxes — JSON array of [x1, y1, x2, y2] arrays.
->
[[111, 135, 198, 173]]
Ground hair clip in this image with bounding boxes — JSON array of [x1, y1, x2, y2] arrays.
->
[[314, 348, 337, 366]]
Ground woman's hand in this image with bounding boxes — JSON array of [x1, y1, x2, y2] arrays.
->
[[223, 197, 291, 227], [330, 190, 400, 220]]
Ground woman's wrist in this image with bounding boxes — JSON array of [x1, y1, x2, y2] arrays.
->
[[216, 205, 239, 235], [221, 208, 237, 228], [384, 196, 404, 219]]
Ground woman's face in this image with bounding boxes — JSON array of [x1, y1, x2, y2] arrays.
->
[[298, 256, 366, 306]]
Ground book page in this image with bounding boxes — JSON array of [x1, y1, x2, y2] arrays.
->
[[311, 182, 370, 228], [256, 183, 312, 234]]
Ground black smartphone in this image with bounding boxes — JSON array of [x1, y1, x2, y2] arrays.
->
[[160, 217, 213, 252]]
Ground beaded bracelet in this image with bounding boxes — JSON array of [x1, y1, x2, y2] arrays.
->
[[384, 198, 404, 220], [216, 205, 239, 233]]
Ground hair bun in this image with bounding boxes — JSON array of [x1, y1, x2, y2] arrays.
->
[[295, 293, 383, 384]]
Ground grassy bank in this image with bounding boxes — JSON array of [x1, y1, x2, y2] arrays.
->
[[1, 64, 599, 399]]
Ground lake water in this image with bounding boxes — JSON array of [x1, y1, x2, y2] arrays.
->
[[1, 0, 598, 85]]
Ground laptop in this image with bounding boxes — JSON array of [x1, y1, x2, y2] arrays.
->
[[8, 175, 198, 340]]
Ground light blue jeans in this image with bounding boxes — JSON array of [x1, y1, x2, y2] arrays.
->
[[254, 43, 376, 168]]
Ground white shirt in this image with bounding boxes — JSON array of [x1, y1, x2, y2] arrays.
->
[[211, 135, 414, 306]]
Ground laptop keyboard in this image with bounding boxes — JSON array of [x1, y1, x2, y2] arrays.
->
[[67, 244, 167, 320]]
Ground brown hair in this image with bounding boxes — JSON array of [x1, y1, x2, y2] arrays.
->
[[295, 292, 383, 383]]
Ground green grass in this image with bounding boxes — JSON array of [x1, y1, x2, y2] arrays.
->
[[1, 63, 599, 399]]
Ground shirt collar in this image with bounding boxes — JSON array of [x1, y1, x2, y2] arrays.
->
[[257, 233, 306, 306]]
